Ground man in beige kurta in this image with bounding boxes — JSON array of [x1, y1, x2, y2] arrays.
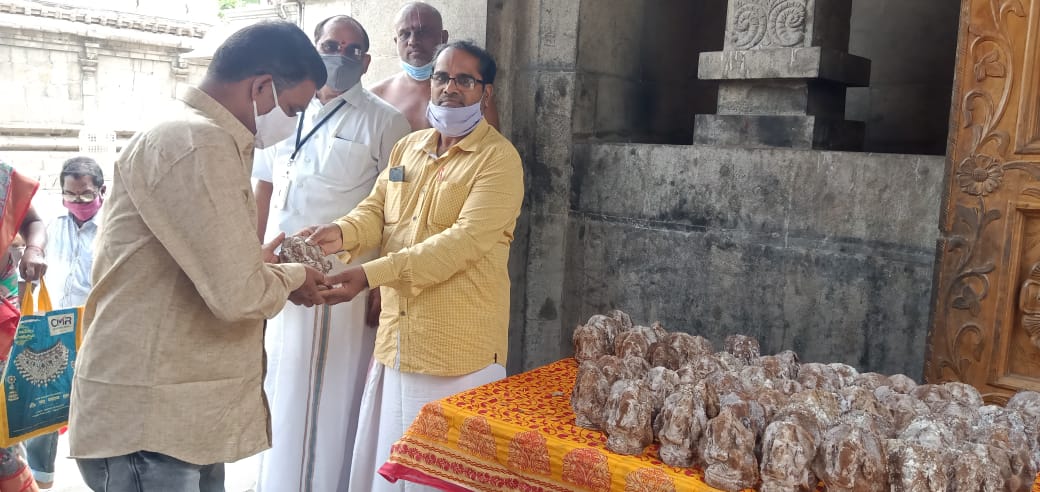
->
[[68, 21, 328, 492]]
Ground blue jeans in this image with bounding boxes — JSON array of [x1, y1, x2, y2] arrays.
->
[[76, 452, 224, 492], [24, 432, 58, 483]]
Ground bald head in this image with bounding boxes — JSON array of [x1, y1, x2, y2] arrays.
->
[[393, 2, 449, 67], [394, 2, 443, 29], [314, 15, 370, 52]]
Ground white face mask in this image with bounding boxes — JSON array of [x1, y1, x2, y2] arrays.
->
[[253, 83, 298, 149], [426, 96, 484, 138]]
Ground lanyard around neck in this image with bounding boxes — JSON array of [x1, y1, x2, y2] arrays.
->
[[290, 99, 348, 162]]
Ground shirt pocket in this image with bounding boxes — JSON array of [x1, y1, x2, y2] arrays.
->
[[384, 181, 410, 224], [318, 139, 376, 188], [428, 182, 469, 229]]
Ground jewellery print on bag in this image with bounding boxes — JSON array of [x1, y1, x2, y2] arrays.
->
[[13, 342, 69, 387]]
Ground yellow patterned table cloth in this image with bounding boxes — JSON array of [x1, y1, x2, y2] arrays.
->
[[380, 358, 727, 492], [379, 359, 1040, 492]]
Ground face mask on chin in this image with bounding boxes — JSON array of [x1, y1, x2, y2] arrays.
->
[[401, 59, 434, 81], [253, 83, 299, 149], [322, 54, 364, 93], [426, 95, 484, 138]]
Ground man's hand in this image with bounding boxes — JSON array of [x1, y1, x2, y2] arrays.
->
[[261, 233, 285, 264], [366, 287, 381, 328], [321, 266, 369, 305], [294, 224, 344, 256], [20, 246, 46, 281], [289, 265, 326, 307]]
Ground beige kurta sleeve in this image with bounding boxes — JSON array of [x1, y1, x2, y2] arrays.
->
[[125, 135, 306, 322]]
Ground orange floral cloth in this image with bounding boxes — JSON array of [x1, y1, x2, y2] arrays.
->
[[380, 359, 1040, 492], [380, 359, 718, 492]]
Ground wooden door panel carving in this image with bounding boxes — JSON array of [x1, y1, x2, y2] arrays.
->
[[995, 204, 1040, 392], [927, 0, 1040, 403], [1016, 0, 1040, 153]]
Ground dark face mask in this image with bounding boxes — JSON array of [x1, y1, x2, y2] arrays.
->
[[321, 54, 364, 93]]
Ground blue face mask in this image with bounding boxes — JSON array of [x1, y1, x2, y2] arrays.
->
[[401, 60, 434, 81], [426, 98, 483, 137]]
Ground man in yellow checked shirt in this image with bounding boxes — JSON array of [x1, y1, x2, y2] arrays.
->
[[299, 40, 523, 492]]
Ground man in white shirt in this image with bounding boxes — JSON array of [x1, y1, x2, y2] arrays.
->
[[26, 156, 105, 489], [252, 14, 411, 492]]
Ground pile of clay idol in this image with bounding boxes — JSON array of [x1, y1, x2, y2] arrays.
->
[[571, 310, 1040, 492]]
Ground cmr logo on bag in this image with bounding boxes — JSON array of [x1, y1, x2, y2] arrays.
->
[[48, 313, 76, 337]]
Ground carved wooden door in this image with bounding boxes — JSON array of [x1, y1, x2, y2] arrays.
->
[[927, 0, 1040, 403]]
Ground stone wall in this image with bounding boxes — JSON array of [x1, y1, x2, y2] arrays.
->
[[38, 0, 217, 21], [568, 144, 944, 377], [490, 1, 953, 379], [573, 0, 726, 144], [847, 0, 960, 155], [487, 0, 577, 373], [640, 0, 727, 144], [0, 3, 208, 200]]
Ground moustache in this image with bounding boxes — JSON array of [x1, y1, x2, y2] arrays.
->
[[437, 96, 465, 105]]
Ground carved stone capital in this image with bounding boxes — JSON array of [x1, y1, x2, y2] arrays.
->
[[696, 0, 863, 150], [724, 0, 852, 52], [172, 56, 190, 82], [80, 41, 100, 73]]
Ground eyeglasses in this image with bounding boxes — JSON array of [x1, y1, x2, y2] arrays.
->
[[431, 72, 486, 90], [318, 40, 365, 60], [62, 190, 98, 203]]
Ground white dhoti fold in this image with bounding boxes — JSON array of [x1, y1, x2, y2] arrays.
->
[[257, 291, 375, 492], [348, 362, 507, 492]]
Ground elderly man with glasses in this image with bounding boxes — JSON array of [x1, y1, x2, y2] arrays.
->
[[302, 40, 524, 492], [251, 14, 410, 492]]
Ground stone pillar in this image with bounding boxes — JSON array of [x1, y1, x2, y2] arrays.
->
[[171, 54, 192, 96], [487, 0, 582, 373], [694, 0, 870, 150], [79, 41, 100, 125]]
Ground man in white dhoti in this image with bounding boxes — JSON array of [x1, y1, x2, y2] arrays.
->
[[301, 40, 523, 492], [252, 14, 411, 492]]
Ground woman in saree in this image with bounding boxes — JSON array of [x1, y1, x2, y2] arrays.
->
[[0, 158, 49, 492]]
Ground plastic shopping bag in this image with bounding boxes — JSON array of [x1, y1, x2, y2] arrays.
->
[[0, 298, 18, 372], [0, 279, 81, 446]]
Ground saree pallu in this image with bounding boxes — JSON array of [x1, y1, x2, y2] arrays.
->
[[0, 160, 41, 492], [0, 161, 39, 367], [0, 162, 37, 280]]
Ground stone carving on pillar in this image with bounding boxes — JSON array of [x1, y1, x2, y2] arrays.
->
[[277, 1, 302, 26], [695, 0, 869, 150], [729, 0, 808, 50], [172, 56, 190, 82], [80, 41, 99, 74], [80, 41, 100, 124]]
